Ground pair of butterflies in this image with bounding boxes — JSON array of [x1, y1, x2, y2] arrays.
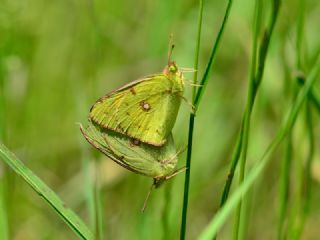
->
[[80, 59, 186, 188]]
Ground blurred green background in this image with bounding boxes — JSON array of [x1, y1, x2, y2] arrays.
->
[[1, 0, 320, 239]]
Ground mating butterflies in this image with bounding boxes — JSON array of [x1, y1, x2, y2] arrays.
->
[[80, 121, 181, 187], [89, 61, 184, 146]]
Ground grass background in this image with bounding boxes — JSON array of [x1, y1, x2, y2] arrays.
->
[[1, 0, 320, 239]]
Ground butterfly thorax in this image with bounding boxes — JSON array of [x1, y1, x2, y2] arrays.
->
[[163, 61, 184, 91]]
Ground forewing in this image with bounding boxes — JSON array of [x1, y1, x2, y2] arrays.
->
[[90, 74, 182, 146]]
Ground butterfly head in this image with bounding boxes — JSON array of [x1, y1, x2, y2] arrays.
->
[[163, 61, 183, 79], [168, 62, 178, 73]]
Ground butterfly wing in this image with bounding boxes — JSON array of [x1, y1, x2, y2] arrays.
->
[[90, 74, 183, 146], [80, 121, 178, 178]]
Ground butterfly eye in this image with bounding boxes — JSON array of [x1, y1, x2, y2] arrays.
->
[[169, 65, 177, 73]]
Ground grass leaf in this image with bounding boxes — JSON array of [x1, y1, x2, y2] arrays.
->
[[0, 143, 94, 240], [198, 51, 320, 240]]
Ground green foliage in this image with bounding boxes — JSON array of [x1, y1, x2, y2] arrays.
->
[[0, 0, 320, 239], [0, 143, 94, 239]]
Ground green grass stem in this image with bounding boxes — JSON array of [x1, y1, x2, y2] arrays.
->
[[297, 79, 320, 114], [0, 44, 9, 240], [194, 0, 233, 109], [213, 0, 281, 238], [179, 0, 203, 239], [290, 100, 315, 240], [180, 1, 234, 239], [218, 0, 280, 214], [162, 181, 173, 240], [0, 181, 9, 240], [303, 100, 314, 217], [74, 78, 100, 239], [232, 1, 263, 239], [0, 143, 94, 240], [198, 49, 320, 240], [277, 133, 293, 240], [278, 1, 305, 237], [94, 170, 104, 240]]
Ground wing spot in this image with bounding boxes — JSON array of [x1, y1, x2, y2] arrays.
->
[[118, 124, 125, 132], [130, 138, 141, 146], [165, 88, 173, 94], [130, 88, 136, 95], [140, 101, 151, 111]]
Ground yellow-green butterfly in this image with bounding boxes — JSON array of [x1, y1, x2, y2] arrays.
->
[[89, 48, 184, 146], [80, 120, 183, 188]]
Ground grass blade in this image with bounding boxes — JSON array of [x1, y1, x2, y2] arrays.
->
[[297, 78, 320, 114], [180, 1, 234, 239], [277, 133, 293, 240], [179, 0, 204, 239], [0, 180, 9, 240], [198, 50, 320, 240], [0, 45, 9, 240], [278, 1, 305, 237], [162, 181, 173, 240], [0, 143, 94, 240], [194, 0, 233, 109], [232, 0, 263, 238]]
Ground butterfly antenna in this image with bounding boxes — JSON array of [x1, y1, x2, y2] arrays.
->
[[141, 182, 155, 213], [168, 34, 175, 65], [165, 167, 187, 181]]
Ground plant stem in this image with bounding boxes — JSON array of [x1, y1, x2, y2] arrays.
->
[[180, 0, 234, 239], [0, 46, 9, 240], [0, 143, 94, 240], [218, 0, 263, 211], [94, 167, 104, 240], [297, 80, 320, 114], [278, 0, 304, 237], [194, 0, 233, 109], [198, 49, 320, 240], [291, 100, 315, 239], [277, 133, 293, 240], [179, 0, 203, 239], [303, 100, 314, 216], [163, 179, 173, 240], [211, 0, 280, 238], [232, 1, 263, 238], [0, 181, 9, 240], [180, 115, 195, 240]]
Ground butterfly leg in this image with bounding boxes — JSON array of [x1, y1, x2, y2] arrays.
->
[[175, 92, 196, 114], [160, 146, 187, 166], [180, 67, 197, 73], [141, 183, 155, 212], [183, 78, 203, 87], [165, 166, 187, 181]]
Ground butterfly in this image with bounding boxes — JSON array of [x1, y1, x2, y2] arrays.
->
[[89, 47, 184, 146], [80, 120, 183, 187]]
